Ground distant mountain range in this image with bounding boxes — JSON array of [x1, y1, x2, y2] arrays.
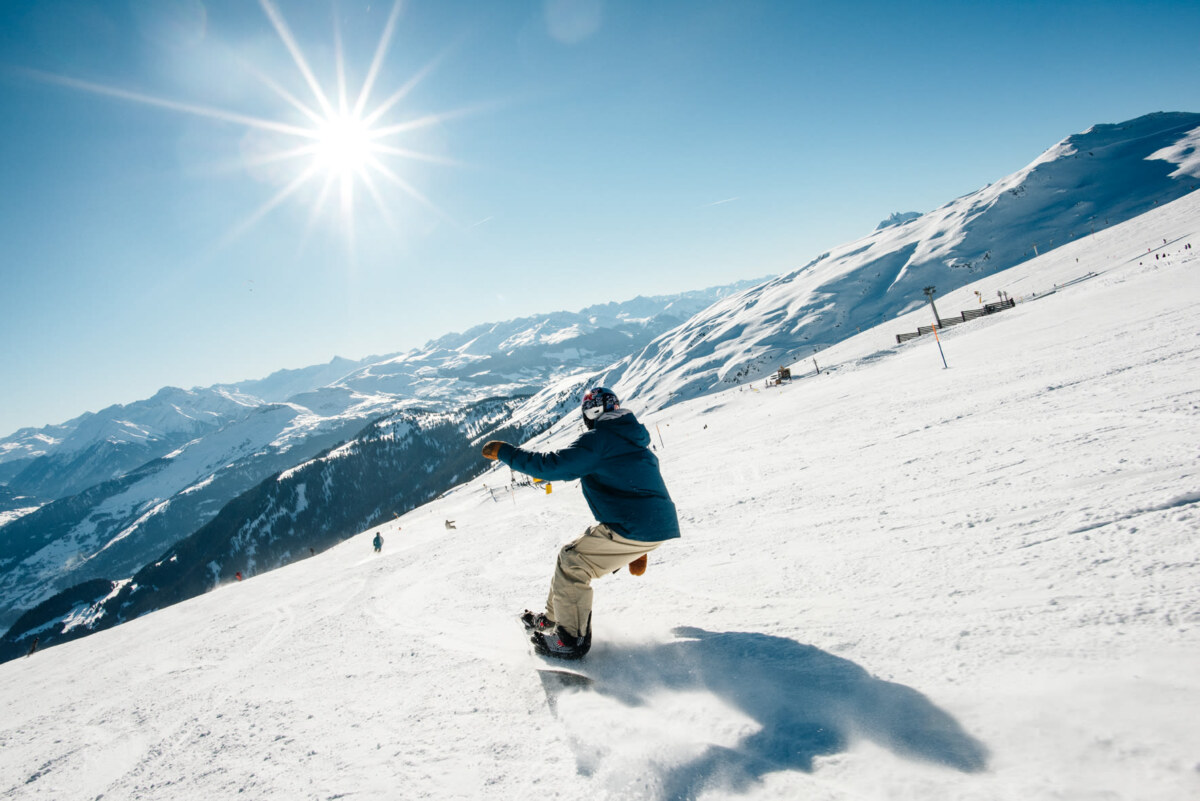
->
[[0, 281, 763, 631], [3, 111, 1198, 662], [0, 396, 549, 662]]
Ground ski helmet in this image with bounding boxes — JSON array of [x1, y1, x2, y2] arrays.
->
[[581, 386, 619, 429]]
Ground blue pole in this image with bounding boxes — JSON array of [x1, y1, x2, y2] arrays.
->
[[933, 325, 949, 369]]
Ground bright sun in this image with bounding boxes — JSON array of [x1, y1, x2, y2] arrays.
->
[[312, 114, 374, 177], [33, 0, 462, 247]]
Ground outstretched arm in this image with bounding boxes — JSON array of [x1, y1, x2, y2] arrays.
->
[[481, 435, 602, 481]]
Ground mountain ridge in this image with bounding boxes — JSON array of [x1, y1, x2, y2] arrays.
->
[[0, 280, 764, 628], [2, 184, 1195, 800], [2, 111, 1197, 652], [597, 111, 1200, 411]]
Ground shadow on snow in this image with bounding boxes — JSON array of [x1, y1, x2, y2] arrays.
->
[[542, 627, 988, 800]]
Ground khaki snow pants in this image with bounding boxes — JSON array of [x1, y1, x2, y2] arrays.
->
[[545, 523, 662, 639]]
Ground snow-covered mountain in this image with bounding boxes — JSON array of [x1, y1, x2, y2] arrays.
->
[[600, 112, 1200, 411], [3, 111, 1196, 656], [0, 402, 376, 627], [1, 189, 1195, 800], [0, 282, 762, 509], [0, 394, 559, 660], [0, 386, 263, 500], [218, 355, 379, 403], [875, 210, 922, 230], [289, 285, 766, 410], [0, 283, 761, 629]]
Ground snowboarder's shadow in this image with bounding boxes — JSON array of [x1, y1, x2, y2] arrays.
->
[[551, 627, 988, 800]]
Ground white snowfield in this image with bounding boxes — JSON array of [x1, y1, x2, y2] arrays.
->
[[2, 192, 1198, 800]]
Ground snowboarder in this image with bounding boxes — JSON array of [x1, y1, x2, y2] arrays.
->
[[482, 386, 680, 660], [373, 532, 384, 553]]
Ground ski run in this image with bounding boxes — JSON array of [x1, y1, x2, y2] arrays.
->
[[1, 191, 1198, 800]]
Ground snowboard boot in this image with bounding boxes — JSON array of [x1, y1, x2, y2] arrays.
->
[[531, 616, 592, 661], [520, 610, 556, 634]]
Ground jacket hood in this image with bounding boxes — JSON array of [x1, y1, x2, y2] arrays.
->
[[594, 408, 650, 447]]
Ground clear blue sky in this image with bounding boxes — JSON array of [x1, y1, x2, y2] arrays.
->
[[1, 0, 1198, 435]]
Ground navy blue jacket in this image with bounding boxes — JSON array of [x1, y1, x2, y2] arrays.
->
[[496, 409, 680, 543]]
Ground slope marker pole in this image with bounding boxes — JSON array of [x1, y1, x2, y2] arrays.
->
[[933, 325, 949, 369]]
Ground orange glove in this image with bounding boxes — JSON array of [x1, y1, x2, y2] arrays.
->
[[628, 554, 648, 576], [481, 441, 506, 460]]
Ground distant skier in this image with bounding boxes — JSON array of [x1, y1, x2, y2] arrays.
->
[[482, 386, 680, 660], [373, 532, 384, 553], [235, 571, 243, 581], [444, 520, 456, 530], [26, 636, 38, 657]]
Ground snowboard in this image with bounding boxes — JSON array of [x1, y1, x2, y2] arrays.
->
[[519, 614, 595, 688]]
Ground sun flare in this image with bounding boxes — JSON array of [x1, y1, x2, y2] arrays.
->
[[312, 114, 374, 177], [30, 0, 465, 248]]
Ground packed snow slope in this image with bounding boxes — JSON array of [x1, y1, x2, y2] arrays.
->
[[1, 192, 1197, 800], [606, 112, 1200, 411]]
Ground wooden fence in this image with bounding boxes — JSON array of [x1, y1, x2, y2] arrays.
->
[[896, 298, 1016, 344]]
